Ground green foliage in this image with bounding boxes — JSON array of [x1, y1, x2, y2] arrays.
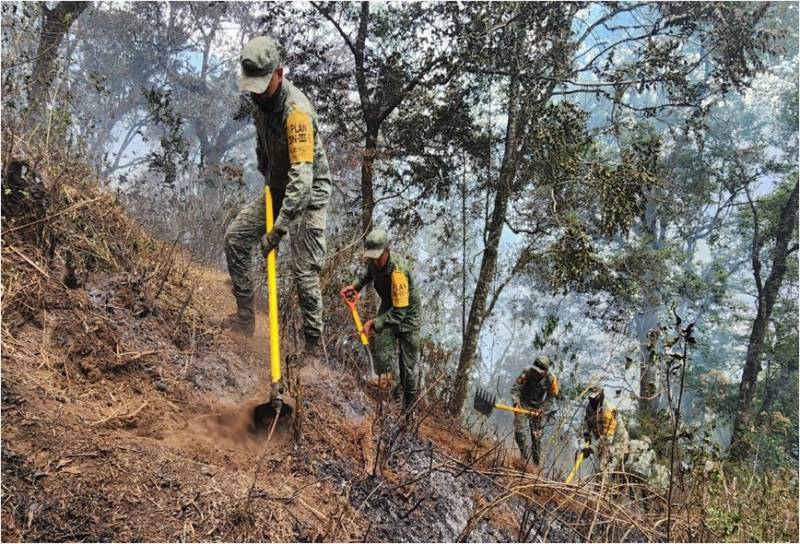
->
[[702, 463, 799, 542], [142, 88, 189, 185]]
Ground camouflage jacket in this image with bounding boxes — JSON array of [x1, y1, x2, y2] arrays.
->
[[584, 403, 627, 445], [354, 253, 420, 333], [510, 368, 560, 410], [253, 79, 332, 233]]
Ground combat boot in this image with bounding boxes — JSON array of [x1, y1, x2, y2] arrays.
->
[[214, 294, 255, 336], [403, 390, 418, 425], [302, 334, 321, 367]]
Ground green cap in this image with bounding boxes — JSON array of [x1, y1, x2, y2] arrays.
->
[[363, 229, 389, 259], [532, 355, 551, 373], [240, 36, 280, 94]]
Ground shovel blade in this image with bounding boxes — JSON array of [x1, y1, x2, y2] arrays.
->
[[473, 387, 497, 417], [251, 400, 294, 434], [364, 345, 377, 381]]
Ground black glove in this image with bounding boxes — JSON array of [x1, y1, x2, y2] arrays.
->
[[261, 229, 285, 257], [583, 431, 591, 441]]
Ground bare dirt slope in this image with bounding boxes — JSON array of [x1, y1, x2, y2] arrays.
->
[[2, 257, 532, 542]]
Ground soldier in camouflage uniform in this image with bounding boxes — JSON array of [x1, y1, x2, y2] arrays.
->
[[624, 436, 670, 489], [582, 386, 628, 472], [219, 36, 332, 365], [510, 356, 561, 465], [341, 229, 421, 414]]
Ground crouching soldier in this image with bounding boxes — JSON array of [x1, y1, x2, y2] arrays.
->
[[511, 356, 560, 465], [341, 228, 421, 418], [583, 386, 628, 472], [624, 436, 670, 489]]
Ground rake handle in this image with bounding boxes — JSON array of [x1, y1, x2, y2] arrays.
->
[[495, 403, 542, 417]]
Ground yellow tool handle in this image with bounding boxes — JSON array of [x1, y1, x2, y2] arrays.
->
[[565, 450, 585, 484], [265, 187, 280, 385], [494, 403, 542, 417], [350, 306, 369, 346]]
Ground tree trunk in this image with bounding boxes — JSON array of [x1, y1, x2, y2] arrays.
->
[[28, 1, 88, 117], [360, 130, 378, 235], [637, 308, 661, 420], [633, 201, 665, 420], [448, 57, 523, 416], [731, 181, 799, 453], [448, 183, 511, 416]]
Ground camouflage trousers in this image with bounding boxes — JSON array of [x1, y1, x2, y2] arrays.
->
[[373, 326, 419, 396], [592, 438, 626, 474], [223, 189, 326, 339], [514, 412, 545, 465]]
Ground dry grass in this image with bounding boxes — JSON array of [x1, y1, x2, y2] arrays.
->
[[0, 129, 709, 543]]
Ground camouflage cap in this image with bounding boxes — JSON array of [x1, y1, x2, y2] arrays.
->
[[587, 385, 603, 399], [363, 229, 389, 259], [240, 36, 280, 94], [532, 355, 551, 373]]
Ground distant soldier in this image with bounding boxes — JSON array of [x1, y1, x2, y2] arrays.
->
[[582, 386, 628, 471], [218, 36, 332, 367], [510, 356, 561, 465], [341, 229, 421, 417], [624, 436, 670, 488]]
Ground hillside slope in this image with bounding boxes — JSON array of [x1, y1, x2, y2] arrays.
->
[[1, 149, 657, 542]]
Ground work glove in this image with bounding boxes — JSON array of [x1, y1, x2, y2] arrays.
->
[[341, 284, 358, 300], [362, 319, 374, 338], [261, 229, 284, 257]]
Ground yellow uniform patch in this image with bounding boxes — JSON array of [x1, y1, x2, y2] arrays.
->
[[549, 375, 560, 397], [600, 408, 617, 437], [286, 108, 314, 164], [391, 268, 409, 308]]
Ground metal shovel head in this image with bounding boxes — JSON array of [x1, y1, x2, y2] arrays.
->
[[251, 397, 294, 434], [473, 387, 497, 416], [363, 344, 377, 381]]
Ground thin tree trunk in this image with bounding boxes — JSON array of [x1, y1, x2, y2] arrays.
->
[[360, 130, 378, 234], [448, 56, 523, 416], [731, 182, 799, 453], [633, 201, 664, 420], [449, 183, 512, 415], [28, 1, 88, 117]]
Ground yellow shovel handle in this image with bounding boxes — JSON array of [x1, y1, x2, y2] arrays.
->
[[351, 306, 369, 346], [265, 187, 280, 385], [565, 450, 585, 484]]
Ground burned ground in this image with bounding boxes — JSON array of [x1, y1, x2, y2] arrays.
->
[[1, 148, 664, 542]]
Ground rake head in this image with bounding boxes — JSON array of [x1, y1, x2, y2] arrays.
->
[[473, 387, 497, 416]]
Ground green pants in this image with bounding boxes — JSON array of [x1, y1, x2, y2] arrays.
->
[[373, 326, 419, 396], [514, 412, 544, 464], [223, 189, 326, 338]]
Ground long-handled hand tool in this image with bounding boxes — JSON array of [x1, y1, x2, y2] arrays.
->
[[565, 441, 593, 484], [340, 290, 377, 380], [252, 187, 292, 433], [473, 387, 542, 417]]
